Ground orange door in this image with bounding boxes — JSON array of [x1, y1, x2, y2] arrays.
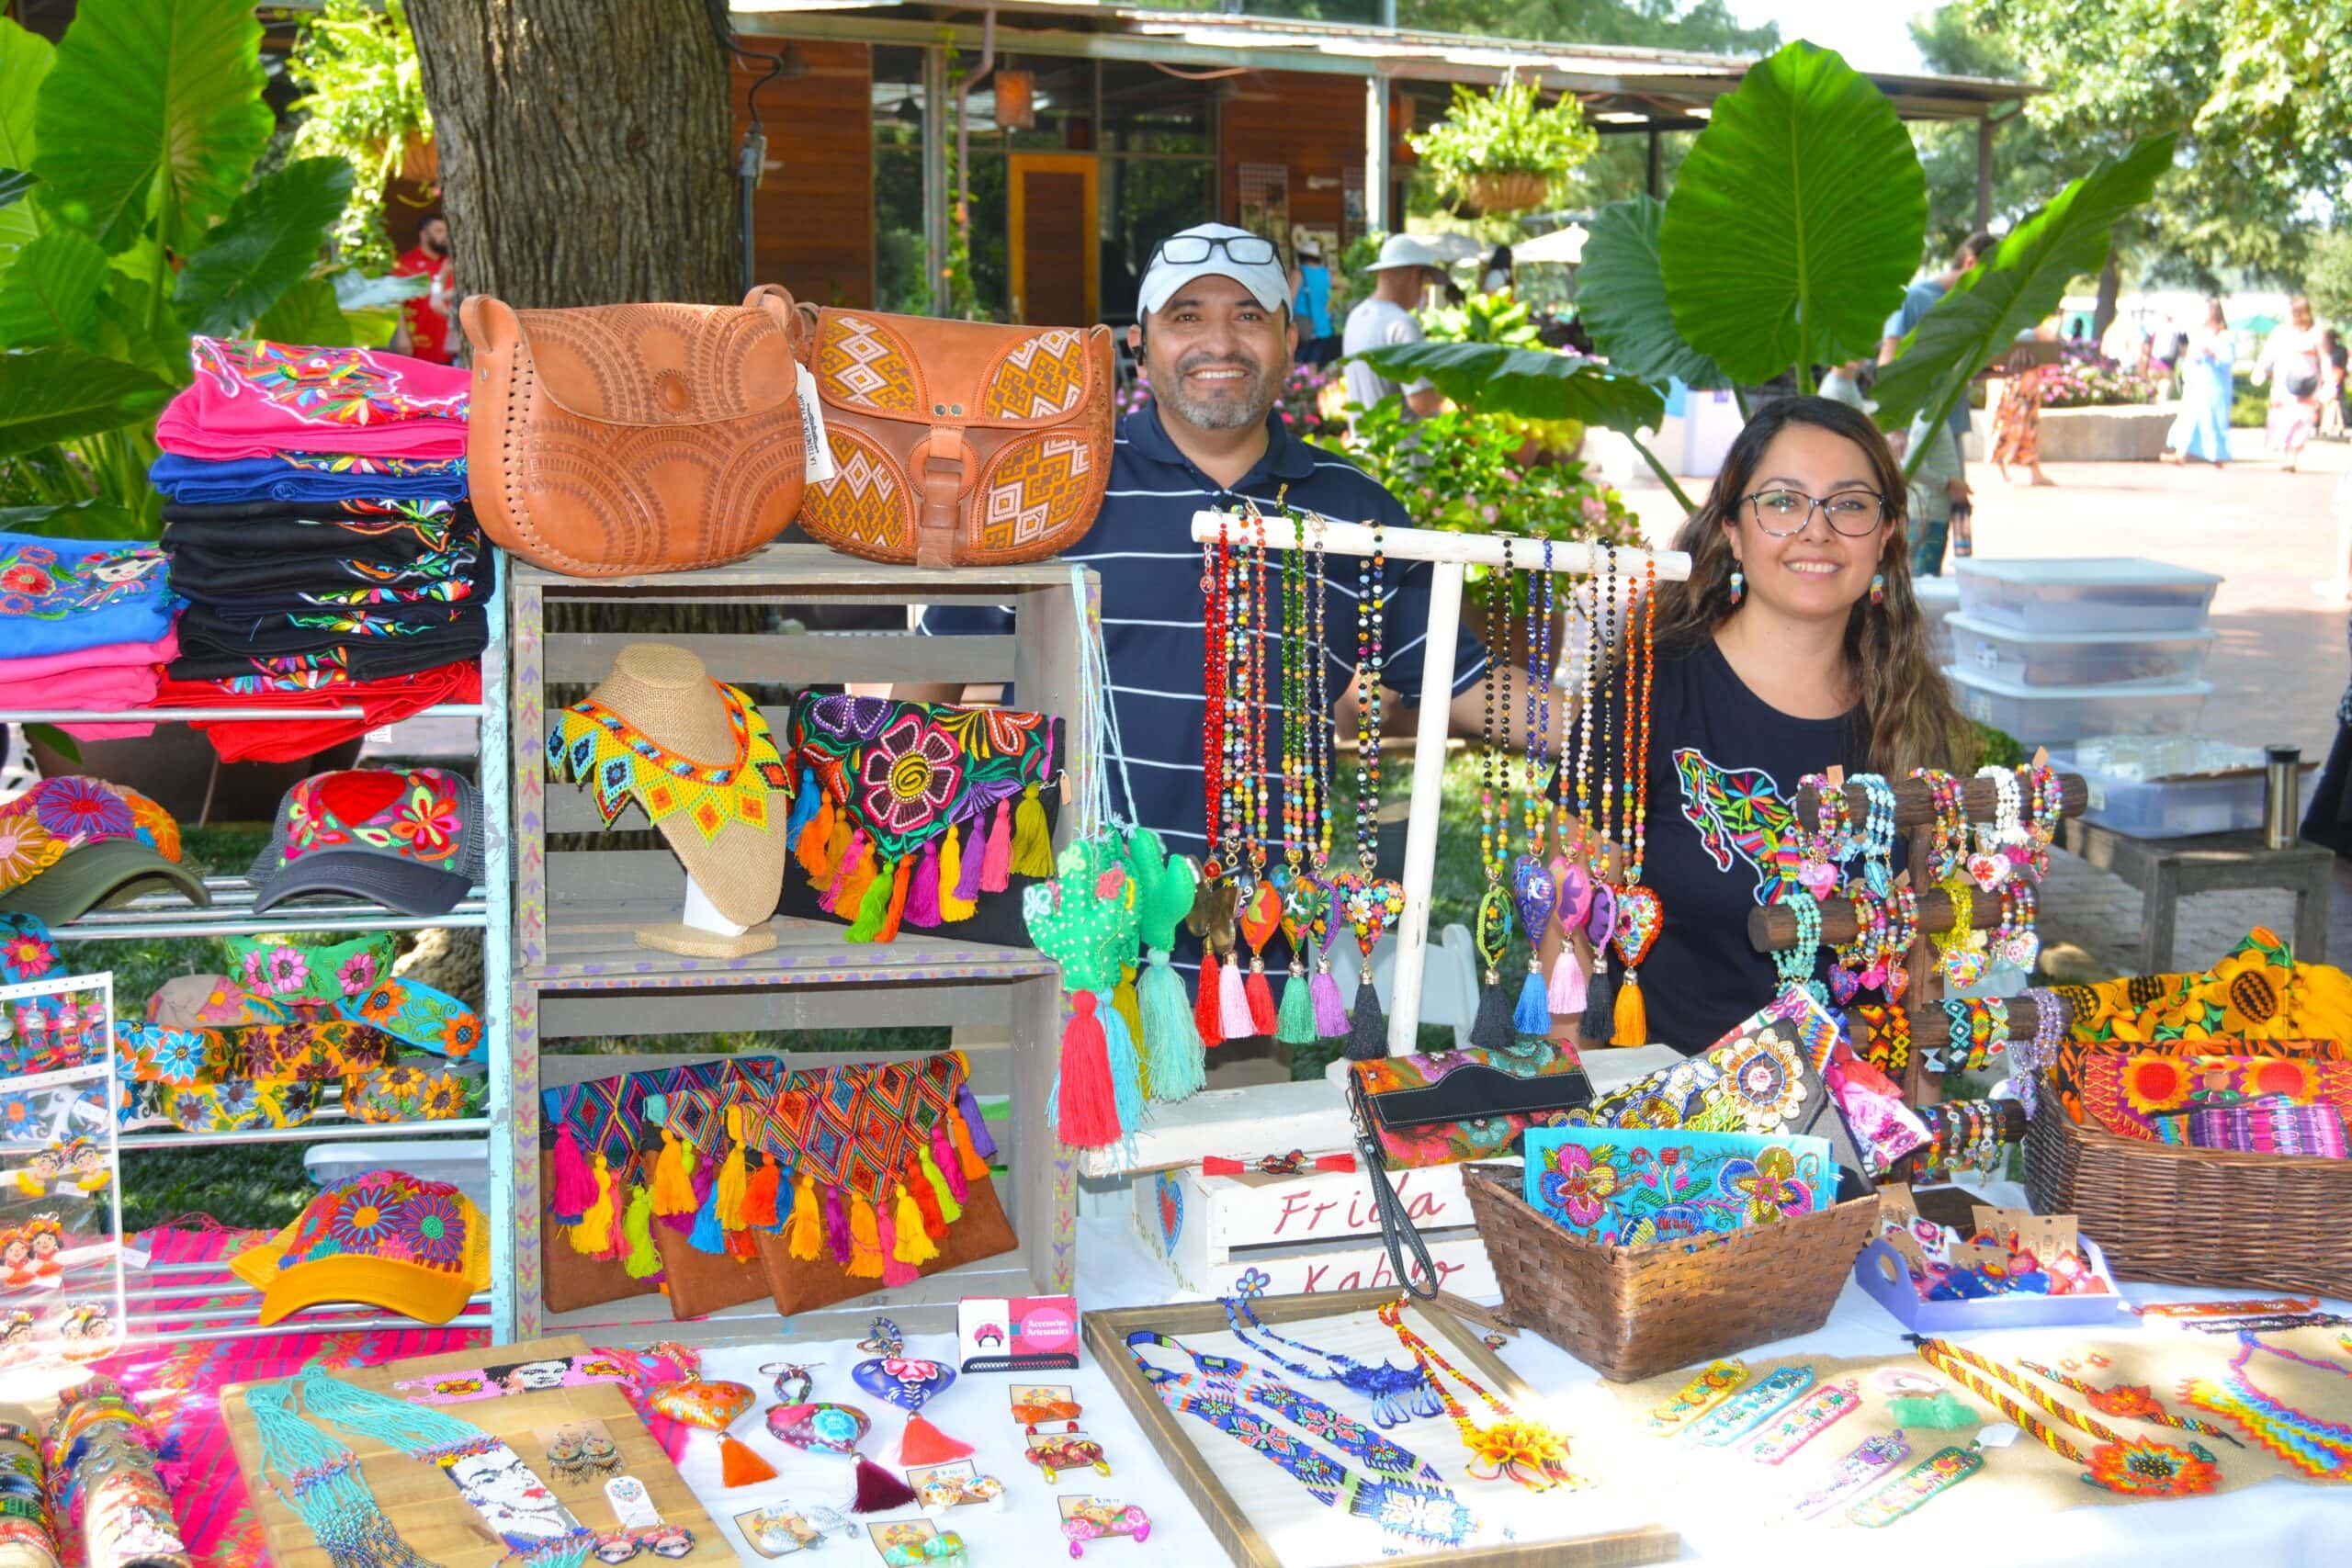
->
[[1008, 153, 1099, 326]]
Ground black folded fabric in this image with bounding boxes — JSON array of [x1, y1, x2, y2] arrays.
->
[[168, 547, 495, 660], [169, 539, 481, 602], [161, 496, 471, 525], [162, 504, 477, 562], [166, 619, 489, 684]]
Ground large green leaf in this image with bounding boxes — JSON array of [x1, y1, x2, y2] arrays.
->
[[1658, 39, 1926, 388], [95, 269, 188, 383], [30, 0, 271, 254], [0, 347, 173, 459], [1875, 134, 2179, 445], [0, 171, 31, 209], [175, 158, 355, 336], [0, 20, 53, 259], [1352, 340, 1666, 435], [0, 498, 152, 539], [255, 276, 358, 348], [0, 230, 107, 347], [1575, 197, 1724, 389]]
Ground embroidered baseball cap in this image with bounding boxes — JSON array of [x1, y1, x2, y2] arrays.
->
[[230, 1168, 490, 1325], [0, 778, 209, 926], [247, 768, 485, 917]]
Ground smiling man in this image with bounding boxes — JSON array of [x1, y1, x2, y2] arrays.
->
[[919, 221, 1489, 879]]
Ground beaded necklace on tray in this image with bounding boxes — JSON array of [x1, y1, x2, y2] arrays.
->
[[1607, 553, 1662, 1045], [1912, 1336, 2222, 1496], [1375, 1301, 1584, 1490], [1219, 1292, 1442, 1427]]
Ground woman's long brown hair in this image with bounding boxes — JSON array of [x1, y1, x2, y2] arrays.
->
[[1649, 395, 1961, 776]]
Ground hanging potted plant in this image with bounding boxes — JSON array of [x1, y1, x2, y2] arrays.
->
[[1410, 73, 1598, 217]]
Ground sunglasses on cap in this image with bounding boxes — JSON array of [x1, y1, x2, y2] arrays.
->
[[1148, 234, 1277, 270]]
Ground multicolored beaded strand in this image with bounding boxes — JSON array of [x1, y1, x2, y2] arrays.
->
[[1912, 1337, 2222, 1496], [1375, 1301, 1584, 1491], [2016, 1359, 2242, 1448]]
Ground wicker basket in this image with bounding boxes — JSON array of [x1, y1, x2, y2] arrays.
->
[[1464, 170, 1550, 214], [1462, 1162, 1880, 1382], [2026, 1105, 2352, 1297]]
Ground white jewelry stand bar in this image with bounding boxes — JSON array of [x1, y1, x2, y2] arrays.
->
[[1190, 511, 1692, 1055]]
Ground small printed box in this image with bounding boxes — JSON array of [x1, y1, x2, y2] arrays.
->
[[957, 1294, 1079, 1373]]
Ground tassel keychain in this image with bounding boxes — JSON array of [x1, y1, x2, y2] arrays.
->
[[1468, 548, 1516, 1051], [1125, 829, 1205, 1101], [1609, 555, 1663, 1048], [1579, 546, 1623, 1048], [1023, 836, 1144, 1149]]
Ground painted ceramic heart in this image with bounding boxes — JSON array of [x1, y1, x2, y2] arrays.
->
[[1610, 882, 1662, 967], [1584, 883, 1616, 948], [767, 1401, 872, 1456], [1550, 854, 1592, 929], [649, 1376, 753, 1431], [1827, 964, 1861, 1005], [1276, 867, 1329, 947], [1796, 860, 1838, 898], [1323, 870, 1405, 958], [853, 1356, 956, 1413], [1237, 878, 1283, 953], [1966, 852, 2008, 892], [1511, 856, 1556, 941]]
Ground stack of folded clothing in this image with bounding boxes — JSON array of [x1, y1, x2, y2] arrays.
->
[[145, 336, 489, 762], [0, 533, 182, 738]]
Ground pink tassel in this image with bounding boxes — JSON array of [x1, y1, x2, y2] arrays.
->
[[820, 829, 867, 913], [550, 1124, 595, 1219], [1309, 968, 1348, 1038], [931, 1125, 968, 1204], [878, 1210, 917, 1287], [903, 842, 944, 929], [1548, 948, 1587, 1018], [1217, 955, 1253, 1039], [979, 799, 1013, 892]]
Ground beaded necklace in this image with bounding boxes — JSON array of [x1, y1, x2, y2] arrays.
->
[[1200, 516, 1230, 873], [1474, 551, 1517, 1008], [1237, 512, 1279, 1014], [2180, 1330, 2352, 1479], [1219, 1292, 1442, 1428], [1579, 550, 1621, 1026], [1773, 891, 1825, 1006], [2016, 1359, 2242, 1448], [1608, 555, 1661, 1043], [1337, 528, 1406, 1055], [249, 1380, 434, 1568], [1125, 1333, 1476, 1549], [1912, 1337, 2221, 1496], [1274, 511, 1317, 1026], [1853, 773, 1897, 898], [1374, 1301, 1584, 1490], [1128, 1332, 1440, 1480], [1510, 544, 1560, 1038], [1590, 548, 1618, 888]]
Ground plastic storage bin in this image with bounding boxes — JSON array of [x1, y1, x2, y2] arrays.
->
[[1917, 575, 1960, 668], [1946, 612, 2215, 688], [1946, 666, 2210, 744], [2062, 755, 2322, 839], [1954, 558, 2221, 635]]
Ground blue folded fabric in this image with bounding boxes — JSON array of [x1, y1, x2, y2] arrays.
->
[[150, 450, 469, 504], [0, 533, 182, 660]]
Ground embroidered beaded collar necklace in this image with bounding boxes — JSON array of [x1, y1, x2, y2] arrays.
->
[[550, 680, 790, 842], [2180, 1330, 2352, 1479], [1219, 1292, 1442, 1428]]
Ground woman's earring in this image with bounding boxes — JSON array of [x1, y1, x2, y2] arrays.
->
[[1728, 570, 1744, 605], [1870, 572, 1885, 606]]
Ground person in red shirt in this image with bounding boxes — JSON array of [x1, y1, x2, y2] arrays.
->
[[392, 215, 456, 363]]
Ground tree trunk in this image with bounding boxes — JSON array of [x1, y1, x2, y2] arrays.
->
[[2091, 236, 2121, 345], [406, 0, 736, 310]]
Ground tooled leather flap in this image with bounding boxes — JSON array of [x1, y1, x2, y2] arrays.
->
[[509, 299, 799, 428], [807, 309, 1107, 429], [1361, 1063, 1595, 1129]]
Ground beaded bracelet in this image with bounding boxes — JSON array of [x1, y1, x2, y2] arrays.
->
[[1932, 877, 1988, 986], [1830, 893, 1881, 1005], [1999, 882, 2041, 972], [1912, 769, 1966, 882], [1853, 773, 1897, 898], [1795, 773, 1847, 896], [2007, 988, 2071, 1117], [1854, 1004, 1910, 1075], [2024, 760, 2064, 872], [1880, 886, 1918, 1001], [1775, 891, 1826, 1006]]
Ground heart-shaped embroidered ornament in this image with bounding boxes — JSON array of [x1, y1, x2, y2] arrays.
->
[[1237, 878, 1283, 953], [1511, 856, 1556, 942], [1550, 854, 1593, 930], [1610, 883, 1662, 967], [852, 1356, 956, 1414]]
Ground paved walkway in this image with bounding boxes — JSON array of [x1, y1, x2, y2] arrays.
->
[[1619, 430, 2352, 978]]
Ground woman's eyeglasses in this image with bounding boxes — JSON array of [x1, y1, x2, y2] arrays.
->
[[1741, 488, 1890, 537], [1149, 234, 1278, 269]]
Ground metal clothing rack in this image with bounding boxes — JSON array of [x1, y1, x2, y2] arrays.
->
[[0, 565, 514, 1342], [1186, 512, 1695, 1055]]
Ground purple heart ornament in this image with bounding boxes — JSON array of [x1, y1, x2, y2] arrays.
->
[[1584, 883, 1616, 948], [1511, 857, 1556, 939], [1550, 855, 1593, 929], [852, 1356, 956, 1413]]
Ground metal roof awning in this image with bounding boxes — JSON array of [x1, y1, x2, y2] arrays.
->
[[729, 0, 2037, 120]]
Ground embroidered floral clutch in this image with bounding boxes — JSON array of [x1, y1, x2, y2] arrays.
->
[[1521, 1127, 1833, 1246]]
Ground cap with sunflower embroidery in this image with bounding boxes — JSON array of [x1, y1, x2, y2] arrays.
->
[[230, 1168, 489, 1325]]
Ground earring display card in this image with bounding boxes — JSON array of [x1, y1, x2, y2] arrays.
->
[[866, 1518, 945, 1562], [736, 1504, 829, 1558], [0, 971, 123, 1369], [220, 1335, 733, 1565]]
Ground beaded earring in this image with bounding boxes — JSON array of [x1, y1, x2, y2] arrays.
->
[[1728, 568, 1744, 605], [1870, 572, 1885, 606]]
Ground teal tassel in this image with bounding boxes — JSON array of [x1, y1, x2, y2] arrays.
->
[[1098, 988, 1147, 1137], [1512, 965, 1551, 1037], [1138, 950, 1205, 1102], [764, 1166, 796, 1234], [687, 1176, 728, 1254], [1275, 965, 1317, 1045]]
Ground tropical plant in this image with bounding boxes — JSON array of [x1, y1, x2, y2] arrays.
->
[[287, 0, 435, 270], [1409, 73, 1599, 209], [1422, 289, 1541, 348], [0, 0, 416, 537]]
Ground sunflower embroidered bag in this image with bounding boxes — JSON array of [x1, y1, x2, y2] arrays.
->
[[789, 306, 1114, 568]]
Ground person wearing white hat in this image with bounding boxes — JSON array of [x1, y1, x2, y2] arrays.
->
[[1341, 234, 1444, 424]]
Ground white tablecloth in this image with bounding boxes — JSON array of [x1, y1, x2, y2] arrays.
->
[[673, 1197, 2352, 1566]]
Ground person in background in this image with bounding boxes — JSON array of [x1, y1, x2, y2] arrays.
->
[[1341, 233, 1443, 423], [1904, 403, 1966, 576], [1480, 243, 1514, 295], [1881, 230, 1989, 514], [1816, 359, 1870, 408], [2162, 298, 2236, 468], [392, 215, 457, 365], [1289, 236, 1338, 366], [1991, 343, 2051, 487], [2321, 327, 2347, 441], [2256, 294, 2325, 472]]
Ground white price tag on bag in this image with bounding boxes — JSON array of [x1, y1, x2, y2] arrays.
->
[[795, 363, 837, 484]]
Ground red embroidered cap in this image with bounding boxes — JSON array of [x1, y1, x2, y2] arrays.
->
[[247, 767, 485, 917]]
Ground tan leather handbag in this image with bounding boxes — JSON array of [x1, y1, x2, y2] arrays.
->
[[791, 307, 1115, 568], [460, 286, 808, 577]]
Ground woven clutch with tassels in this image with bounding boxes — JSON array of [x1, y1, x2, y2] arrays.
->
[[784, 694, 1058, 942]]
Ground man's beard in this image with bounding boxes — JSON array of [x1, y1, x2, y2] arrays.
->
[[422, 235, 448, 257], [1159, 350, 1279, 431]]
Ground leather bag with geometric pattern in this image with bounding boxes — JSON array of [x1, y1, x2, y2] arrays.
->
[[789, 305, 1114, 568]]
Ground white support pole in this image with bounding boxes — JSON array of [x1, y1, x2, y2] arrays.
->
[[1190, 511, 1691, 1054]]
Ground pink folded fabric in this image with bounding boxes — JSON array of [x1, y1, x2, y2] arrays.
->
[[0, 662, 164, 738], [0, 630, 177, 683], [154, 338, 469, 461]]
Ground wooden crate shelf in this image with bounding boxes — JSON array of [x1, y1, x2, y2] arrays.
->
[[501, 544, 1092, 1341]]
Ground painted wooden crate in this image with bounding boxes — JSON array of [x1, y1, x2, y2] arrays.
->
[[1133, 1161, 1501, 1303], [503, 545, 1093, 1341]]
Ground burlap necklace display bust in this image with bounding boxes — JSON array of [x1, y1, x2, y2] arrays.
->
[[580, 642, 785, 957]]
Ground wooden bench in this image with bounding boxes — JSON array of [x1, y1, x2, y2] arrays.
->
[[2061, 818, 2334, 975]]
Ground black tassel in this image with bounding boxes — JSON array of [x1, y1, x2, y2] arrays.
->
[[1467, 973, 1513, 1050], [1344, 978, 1389, 1060], [1579, 956, 1616, 1045]]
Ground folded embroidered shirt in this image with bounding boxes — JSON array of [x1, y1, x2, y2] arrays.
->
[[0, 630, 177, 682], [0, 534, 183, 660], [168, 616, 488, 684], [152, 660, 481, 764], [153, 338, 469, 461], [0, 663, 165, 739], [150, 450, 469, 503]]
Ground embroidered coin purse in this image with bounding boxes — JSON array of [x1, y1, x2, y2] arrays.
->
[[225, 932, 396, 1009], [1522, 1127, 1833, 1245], [782, 694, 1062, 946], [155, 1077, 321, 1134], [345, 1061, 473, 1123], [337, 976, 484, 1059]]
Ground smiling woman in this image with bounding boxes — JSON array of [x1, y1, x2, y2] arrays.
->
[[1576, 396, 1962, 1051]]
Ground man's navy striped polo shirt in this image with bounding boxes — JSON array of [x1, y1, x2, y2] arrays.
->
[[919, 401, 1487, 859]]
